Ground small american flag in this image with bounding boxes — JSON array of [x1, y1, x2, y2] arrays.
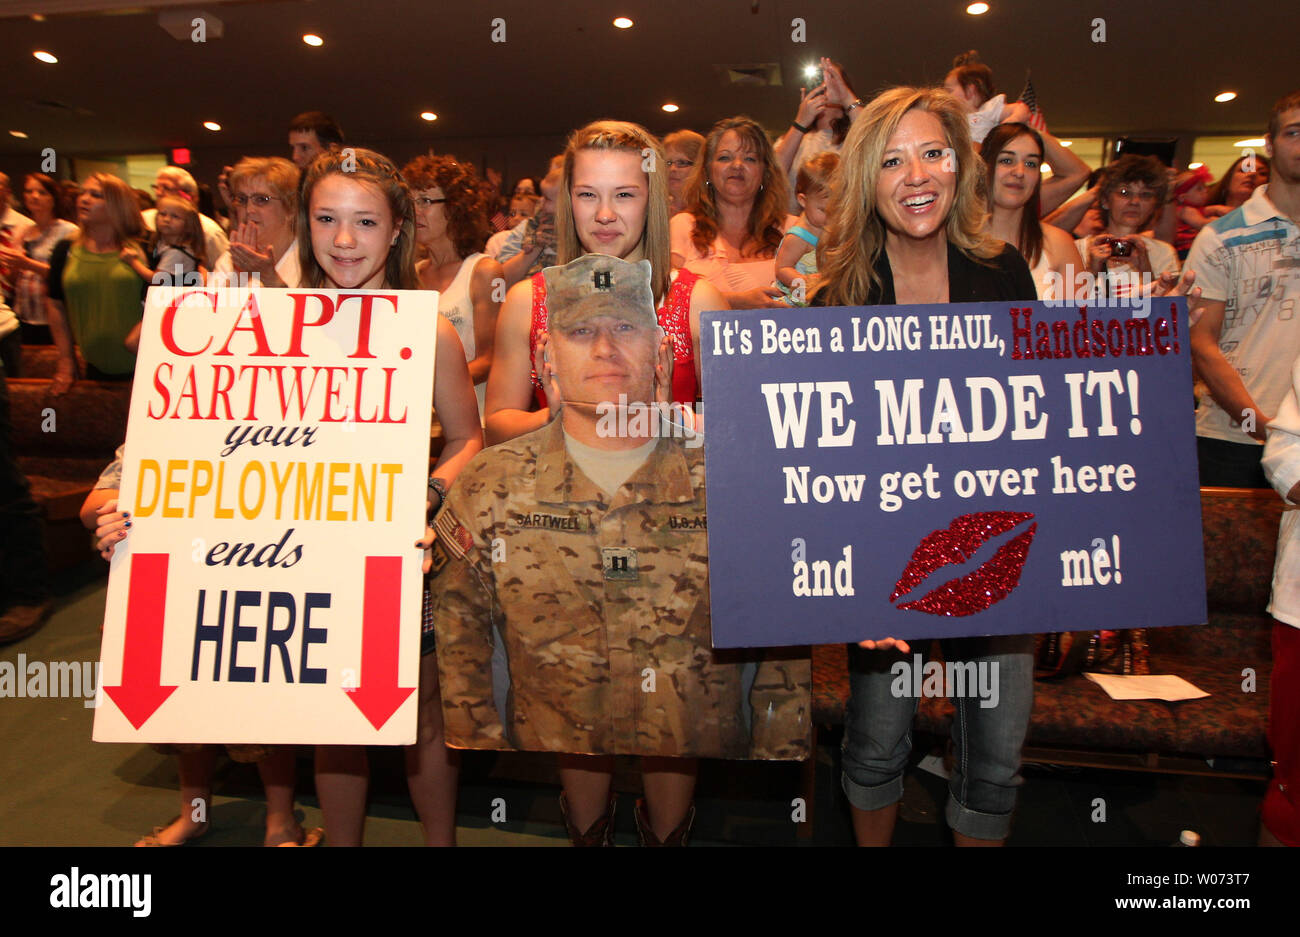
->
[[1019, 72, 1048, 133]]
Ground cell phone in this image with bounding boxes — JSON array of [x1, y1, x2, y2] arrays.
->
[[804, 63, 824, 89]]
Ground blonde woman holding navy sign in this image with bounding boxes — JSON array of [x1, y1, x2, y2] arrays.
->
[[812, 86, 1037, 846]]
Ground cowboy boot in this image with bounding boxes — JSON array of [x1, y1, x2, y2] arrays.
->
[[634, 797, 695, 846], [559, 792, 616, 846]]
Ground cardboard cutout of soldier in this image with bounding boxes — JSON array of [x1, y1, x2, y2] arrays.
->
[[430, 254, 810, 759]]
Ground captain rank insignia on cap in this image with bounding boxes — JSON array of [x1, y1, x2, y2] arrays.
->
[[593, 269, 613, 291]]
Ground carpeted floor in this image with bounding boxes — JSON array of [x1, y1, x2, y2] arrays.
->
[[0, 562, 1268, 847]]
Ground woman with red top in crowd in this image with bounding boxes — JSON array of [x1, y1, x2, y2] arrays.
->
[[485, 120, 725, 445]]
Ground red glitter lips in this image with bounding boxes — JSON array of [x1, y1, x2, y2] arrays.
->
[[891, 511, 1037, 617]]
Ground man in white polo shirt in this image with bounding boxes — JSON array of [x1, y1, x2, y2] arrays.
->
[[1189, 91, 1300, 488], [1254, 91, 1300, 849]]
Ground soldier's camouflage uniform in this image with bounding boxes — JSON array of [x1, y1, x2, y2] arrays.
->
[[430, 417, 811, 759]]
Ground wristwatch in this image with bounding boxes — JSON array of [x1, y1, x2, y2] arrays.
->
[[427, 476, 448, 518], [845, 98, 864, 113]]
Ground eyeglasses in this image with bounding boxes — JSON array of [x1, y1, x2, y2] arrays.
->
[[231, 193, 282, 207], [416, 196, 447, 207], [665, 159, 695, 170], [1115, 187, 1157, 203]]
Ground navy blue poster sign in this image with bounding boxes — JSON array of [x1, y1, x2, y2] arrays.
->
[[702, 300, 1207, 648]]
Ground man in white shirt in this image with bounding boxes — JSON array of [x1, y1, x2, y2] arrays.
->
[[1189, 93, 1300, 488], [1219, 93, 1300, 851]]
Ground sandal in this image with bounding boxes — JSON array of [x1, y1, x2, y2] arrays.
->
[[135, 818, 210, 847], [265, 825, 325, 847]]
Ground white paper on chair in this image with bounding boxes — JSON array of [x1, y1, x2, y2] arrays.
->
[[1084, 673, 1210, 701]]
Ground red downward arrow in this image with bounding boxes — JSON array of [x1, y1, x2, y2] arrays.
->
[[104, 553, 179, 729], [346, 556, 415, 729]]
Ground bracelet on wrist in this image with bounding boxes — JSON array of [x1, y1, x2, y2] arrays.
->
[[791, 120, 811, 134], [427, 476, 448, 518], [845, 99, 864, 113]]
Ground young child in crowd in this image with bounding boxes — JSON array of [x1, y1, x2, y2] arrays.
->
[[519, 163, 561, 276], [1171, 166, 1227, 260], [775, 151, 838, 306], [505, 193, 539, 229], [121, 194, 208, 284], [486, 194, 539, 259]]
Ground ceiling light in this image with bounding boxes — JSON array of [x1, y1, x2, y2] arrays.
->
[[33, 50, 58, 64], [966, 2, 990, 14], [420, 112, 437, 121], [10, 130, 29, 139], [1214, 91, 1237, 103], [613, 17, 633, 29], [662, 103, 679, 113], [1059, 140, 1073, 147], [1235, 138, 1266, 147], [1189, 162, 1204, 170], [302, 34, 323, 47], [203, 121, 222, 131]]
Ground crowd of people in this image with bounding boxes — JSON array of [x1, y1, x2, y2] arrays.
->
[[1, 51, 1298, 848]]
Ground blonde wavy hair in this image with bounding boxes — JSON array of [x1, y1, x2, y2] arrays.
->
[[813, 86, 1001, 306], [556, 120, 671, 304]]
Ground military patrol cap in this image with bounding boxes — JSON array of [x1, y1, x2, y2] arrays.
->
[[543, 254, 657, 333]]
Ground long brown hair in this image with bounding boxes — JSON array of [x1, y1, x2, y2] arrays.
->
[[813, 86, 1000, 306], [681, 116, 790, 260], [556, 120, 671, 304], [981, 122, 1045, 267], [22, 173, 72, 221], [297, 147, 418, 290], [1207, 153, 1271, 208], [401, 154, 493, 259]]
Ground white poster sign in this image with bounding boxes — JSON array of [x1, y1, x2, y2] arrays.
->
[[92, 285, 437, 745]]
